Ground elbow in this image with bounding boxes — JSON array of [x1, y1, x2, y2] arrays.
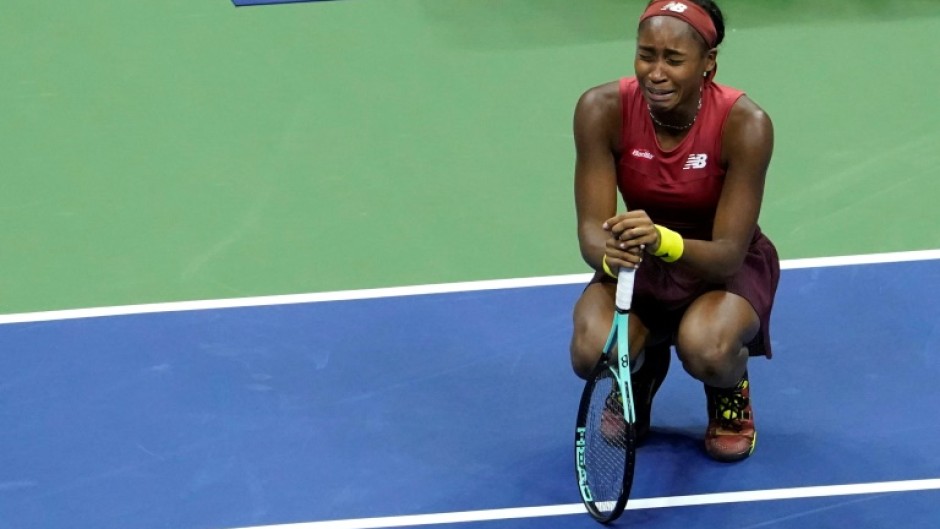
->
[[577, 224, 604, 267], [710, 266, 740, 284], [705, 248, 748, 283], [579, 241, 599, 269]]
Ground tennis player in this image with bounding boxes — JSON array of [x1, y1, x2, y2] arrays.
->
[[569, 0, 779, 462]]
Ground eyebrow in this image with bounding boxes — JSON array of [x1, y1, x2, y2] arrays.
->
[[636, 45, 688, 56]]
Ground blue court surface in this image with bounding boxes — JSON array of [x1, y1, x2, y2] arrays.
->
[[2, 256, 939, 529]]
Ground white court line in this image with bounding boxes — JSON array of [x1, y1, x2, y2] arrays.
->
[[232, 478, 940, 529], [1, 249, 938, 326]]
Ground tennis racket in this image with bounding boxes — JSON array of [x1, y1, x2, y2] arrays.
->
[[575, 266, 637, 523]]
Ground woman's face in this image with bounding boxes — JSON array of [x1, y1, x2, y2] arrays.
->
[[634, 16, 716, 114]]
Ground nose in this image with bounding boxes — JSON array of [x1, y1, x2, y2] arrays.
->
[[648, 60, 667, 83]]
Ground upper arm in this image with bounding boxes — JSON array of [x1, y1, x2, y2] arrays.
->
[[573, 84, 621, 237], [713, 96, 774, 258]]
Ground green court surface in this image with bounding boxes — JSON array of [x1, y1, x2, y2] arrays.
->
[[2, 0, 939, 314]]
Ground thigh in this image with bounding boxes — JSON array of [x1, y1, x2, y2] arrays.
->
[[675, 290, 760, 361]]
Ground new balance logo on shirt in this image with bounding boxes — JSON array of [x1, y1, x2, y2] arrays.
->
[[684, 153, 708, 169], [630, 150, 707, 169]]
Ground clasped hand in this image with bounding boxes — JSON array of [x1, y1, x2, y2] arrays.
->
[[602, 210, 660, 270]]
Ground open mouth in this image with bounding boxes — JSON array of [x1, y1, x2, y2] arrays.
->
[[645, 87, 675, 102]]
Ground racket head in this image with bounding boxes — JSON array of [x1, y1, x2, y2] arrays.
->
[[574, 357, 637, 523]]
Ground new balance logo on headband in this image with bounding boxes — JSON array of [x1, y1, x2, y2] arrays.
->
[[684, 153, 708, 169], [661, 1, 689, 13]]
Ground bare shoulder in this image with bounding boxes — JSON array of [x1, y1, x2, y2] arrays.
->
[[726, 95, 773, 138], [576, 81, 620, 115], [722, 95, 774, 165], [574, 81, 621, 149]]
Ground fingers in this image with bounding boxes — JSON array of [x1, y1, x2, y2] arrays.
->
[[603, 211, 656, 250], [603, 210, 646, 232], [603, 210, 658, 269], [616, 224, 657, 246], [603, 209, 653, 236], [605, 238, 644, 269]]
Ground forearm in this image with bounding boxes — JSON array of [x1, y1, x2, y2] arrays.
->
[[578, 223, 610, 272], [667, 236, 749, 283]]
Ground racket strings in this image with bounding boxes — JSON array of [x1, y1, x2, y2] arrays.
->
[[582, 373, 628, 514]]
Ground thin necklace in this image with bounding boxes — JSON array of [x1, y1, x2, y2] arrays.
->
[[648, 97, 702, 131]]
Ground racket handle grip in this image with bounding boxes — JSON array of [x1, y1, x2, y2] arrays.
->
[[615, 267, 636, 312]]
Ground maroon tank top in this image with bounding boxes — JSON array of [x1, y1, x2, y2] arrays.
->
[[617, 77, 745, 241]]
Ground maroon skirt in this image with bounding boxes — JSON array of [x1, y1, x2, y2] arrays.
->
[[628, 228, 780, 357]]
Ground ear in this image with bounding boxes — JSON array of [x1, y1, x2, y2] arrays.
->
[[704, 48, 718, 76]]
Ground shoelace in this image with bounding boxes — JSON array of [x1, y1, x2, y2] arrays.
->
[[711, 380, 751, 431]]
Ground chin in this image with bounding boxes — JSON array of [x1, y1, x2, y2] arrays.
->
[[646, 98, 675, 113]]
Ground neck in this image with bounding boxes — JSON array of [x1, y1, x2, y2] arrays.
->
[[648, 97, 701, 132]]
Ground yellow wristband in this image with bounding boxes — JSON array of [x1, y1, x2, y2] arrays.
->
[[653, 225, 684, 263], [601, 254, 617, 279]]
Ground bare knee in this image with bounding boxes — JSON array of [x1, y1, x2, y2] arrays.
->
[[570, 315, 650, 379], [570, 324, 602, 379], [675, 292, 757, 387], [570, 280, 617, 379], [676, 334, 746, 387]]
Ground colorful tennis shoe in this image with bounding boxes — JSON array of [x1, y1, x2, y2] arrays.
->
[[704, 372, 756, 462]]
